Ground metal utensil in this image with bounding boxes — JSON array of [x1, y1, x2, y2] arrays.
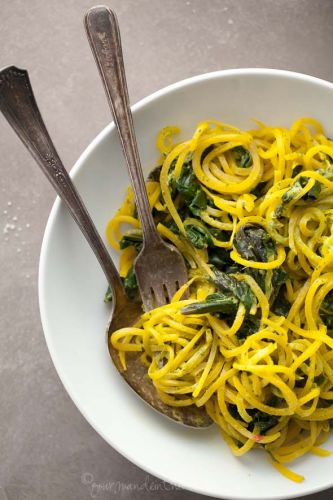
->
[[0, 66, 211, 428], [84, 6, 189, 311]]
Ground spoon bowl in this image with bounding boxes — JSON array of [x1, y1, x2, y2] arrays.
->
[[0, 64, 211, 428], [108, 290, 212, 427]]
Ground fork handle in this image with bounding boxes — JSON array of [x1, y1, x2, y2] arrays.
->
[[85, 6, 161, 246], [0, 65, 125, 296]]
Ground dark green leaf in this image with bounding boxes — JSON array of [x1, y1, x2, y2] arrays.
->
[[228, 405, 279, 434], [165, 219, 180, 235], [269, 268, 288, 304], [120, 229, 143, 252], [245, 268, 267, 292], [319, 290, 333, 329], [201, 144, 215, 162], [272, 268, 287, 289], [282, 179, 303, 204], [176, 162, 199, 200], [306, 181, 321, 200], [176, 162, 207, 215], [226, 264, 267, 294], [268, 395, 284, 408], [166, 160, 177, 197], [251, 182, 268, 198], [232, 146, 252, 168], [271, 287, 290, 317], [317, 398, 333, 408], [208, 247, 232, 269], [104, 285, 113, 304], [213, 269, 254, 312], [292, 165, 303, 178], [314, 374, 326, 386], [181, 293, 239, 315], [250, 410, 279, 433], [228, 404, 243, 421], [209, 228, 230, 242], [185, 223, 213, 249], [295, 374, 306, 388], [123, 267, 139, 300], [147, 165, 162, 181], [274, 204, 284, 219], [234, 224, 276, 262], [282, 176, 321, 204], [177, 205, 192, 222], [189, 189, 207, 216], [236, 316, 261, 340]]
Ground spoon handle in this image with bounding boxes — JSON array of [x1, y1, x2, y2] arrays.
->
[[0, 65, 124, 295], [84, 6, 160, 246]]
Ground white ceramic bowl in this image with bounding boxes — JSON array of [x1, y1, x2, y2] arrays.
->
[[39, 69, 333, 500]]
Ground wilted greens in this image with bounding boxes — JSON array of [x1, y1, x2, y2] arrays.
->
[[236, 315, 261, 341], [181, 293, 239, 315], [232, 146, 253, 168], [104, 266, 139, 303], [271, 286, 290, 317], [176, 162, 207, 216], [234, 224, 276, 262], [182, 268, 255, 316], [120, 229, 143, 252], [185, 222, 213, 249], [147, 165, 162, 182], [282, 176, 321, 204], [123, 266, 139, 300], [319, 290, 333, 330], [213, 269, 254, 312], [228, 404, 279, 434], [208, 246, 232, 269]]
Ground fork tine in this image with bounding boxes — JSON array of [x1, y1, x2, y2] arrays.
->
[[152, 285, 168, 309], [140, 287, 155, 312], [165, 282, 177, 303]]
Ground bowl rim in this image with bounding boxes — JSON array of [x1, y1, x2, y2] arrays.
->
[[39, 68, 333, 500]]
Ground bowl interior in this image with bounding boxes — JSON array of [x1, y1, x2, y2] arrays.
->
[[39, 69, 333, 500]]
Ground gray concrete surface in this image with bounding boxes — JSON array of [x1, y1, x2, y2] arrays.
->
[[1, 0, 333, 499]]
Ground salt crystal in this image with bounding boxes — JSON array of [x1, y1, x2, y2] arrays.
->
[[7, 201, 12, 206], [3, 210, 7, 215], [228, 19, 234, 25], [3, 223, 15, 234], [17, 248, 21, 253], [12, 216, 18, 221], [26, 223, 30, 228]]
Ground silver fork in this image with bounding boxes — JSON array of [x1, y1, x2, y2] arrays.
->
[[85, 6, 188, 311]]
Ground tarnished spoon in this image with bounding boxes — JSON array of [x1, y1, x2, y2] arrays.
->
[[0, 66, 212, 428]]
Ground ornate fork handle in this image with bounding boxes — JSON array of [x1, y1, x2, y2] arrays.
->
[[0, 66, 124, 296]]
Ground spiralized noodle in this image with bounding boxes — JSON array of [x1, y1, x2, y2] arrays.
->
[[106, 118, 333, 483]]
